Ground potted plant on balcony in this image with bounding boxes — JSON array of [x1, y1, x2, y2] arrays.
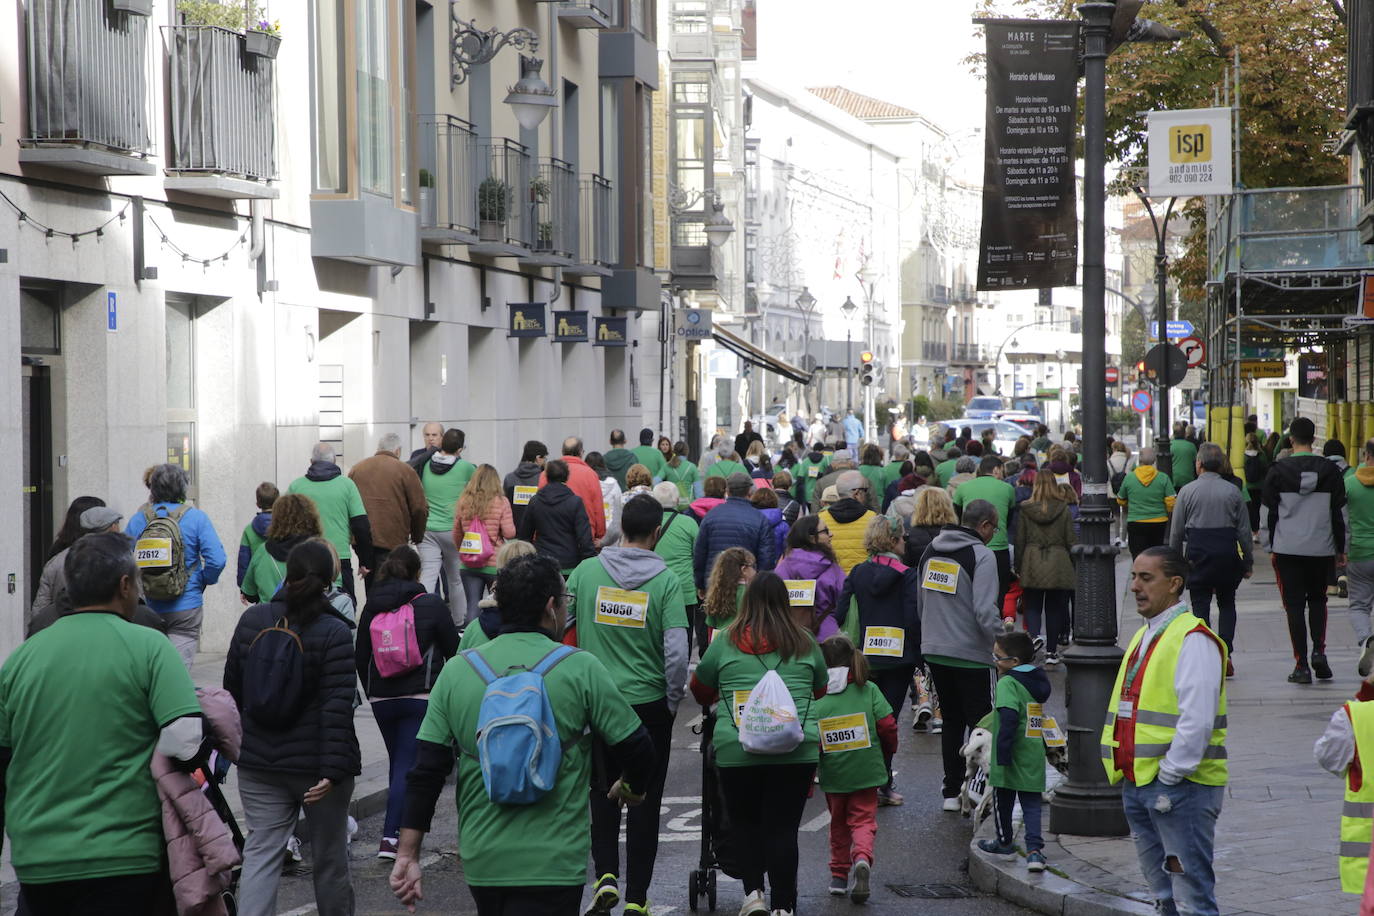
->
[[418, 169, 437, 227], [478, 178, 510, 241], [529, 175, 551, 204], [535, 221, 554, 251], [244, 14, 282, 59]]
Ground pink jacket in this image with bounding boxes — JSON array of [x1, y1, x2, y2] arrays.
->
[[154, 688, 242, 916], [452, 497, 517, 550]]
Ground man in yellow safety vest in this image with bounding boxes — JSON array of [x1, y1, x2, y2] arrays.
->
[[1314, 670, 1374, 898], [1101, 546, 1228, 916]]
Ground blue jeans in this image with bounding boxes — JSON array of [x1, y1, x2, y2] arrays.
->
[[372, 698, 429, 840], [1121, 779, 1224, 916]]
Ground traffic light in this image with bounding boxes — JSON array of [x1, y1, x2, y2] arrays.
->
[[860, 351, 875, 387]]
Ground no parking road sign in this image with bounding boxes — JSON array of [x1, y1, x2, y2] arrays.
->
[[1179, 336, 1206, 368], [1132, 389, 1153, 414]]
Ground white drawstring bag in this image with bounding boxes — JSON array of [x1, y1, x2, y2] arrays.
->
[[738, 669, 804, 754]]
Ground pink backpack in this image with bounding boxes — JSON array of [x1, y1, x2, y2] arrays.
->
[[370, 603, 422, 678], [458, 516, 495, 568]]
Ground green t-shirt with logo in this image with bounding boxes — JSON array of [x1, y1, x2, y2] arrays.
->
[[693, 636, 827, 768], [813, 680, 892, 793], [989, 670, 1046, 793], [0, 613, 200, 883], [936, 459, 958, 487], [663, 460, 698, 505], [421, 459, 477, 532], [416, 632, 641, 887], [953, 475, 1017, 551], [632, 445, 669, 481], [567, 556, 688, 705], [287, 474, 367, 559]]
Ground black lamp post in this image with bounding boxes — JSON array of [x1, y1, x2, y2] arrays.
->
[[842, 295, 858, 412]]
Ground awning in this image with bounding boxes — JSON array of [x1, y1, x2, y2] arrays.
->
[[711, 326, 814, 385]]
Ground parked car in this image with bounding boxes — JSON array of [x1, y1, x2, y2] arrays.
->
[[994, 411, 1041, 435], [966, 395, 1009, 419], [941, 418, 1029, 456]]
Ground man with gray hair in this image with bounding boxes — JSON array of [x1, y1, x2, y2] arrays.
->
[[811, 448, 857, 514], [288, 441, 375, 605], [693, 473, 776, 592], [0, 532, 204, 911], [819, 469, 878, 574], [916, 497, 1003, 810], [882, 442, 911, 494], [29, 506, 155, 637], [125, 463, 226, 668], [350, 432, 429, 591], [1169, 443, 1252, 675], [407, 421, 445, 472]]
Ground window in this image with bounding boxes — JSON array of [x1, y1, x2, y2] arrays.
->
[[313, 0, 348, 192], [165, 299, 198, 485], [357, 0, 392, 195], [20, 287, 61, 355]]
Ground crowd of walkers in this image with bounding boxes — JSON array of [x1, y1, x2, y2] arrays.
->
[[3, 408, 1364, 916]]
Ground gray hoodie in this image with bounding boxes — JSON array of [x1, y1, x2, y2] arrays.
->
[[915, 525, 1002, 666], [579, 546, 689, 712]]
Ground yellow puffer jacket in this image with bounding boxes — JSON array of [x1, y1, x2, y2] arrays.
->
[[821, 501, 877, 575]]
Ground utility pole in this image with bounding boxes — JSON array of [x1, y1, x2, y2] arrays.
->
[[1134, 189, 1178, 478]]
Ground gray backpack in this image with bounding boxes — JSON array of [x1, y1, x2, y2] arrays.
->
[[135, 504, 191, 600]]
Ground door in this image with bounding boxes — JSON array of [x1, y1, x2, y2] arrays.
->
[[22, 361, 54, 609]]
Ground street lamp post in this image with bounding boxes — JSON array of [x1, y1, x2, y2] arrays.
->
[[1049, 1, 1128, 838], [797, 286, 818, 416], [857, 262, 879, 444], [842, 296, 859, 415], [1132, 187, 1178, 479]]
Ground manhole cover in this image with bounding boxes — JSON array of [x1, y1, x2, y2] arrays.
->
[[887, 883, 978, 899]]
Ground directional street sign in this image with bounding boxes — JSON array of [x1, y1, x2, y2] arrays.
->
[[1132, 389, 1153, 414], [1178, 335, 1206, 368], [1149, 320, 1195, 340]]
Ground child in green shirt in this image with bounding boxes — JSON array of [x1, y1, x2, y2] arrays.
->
[[977, 631, 1051, 872], [815, 635, 899, 904]]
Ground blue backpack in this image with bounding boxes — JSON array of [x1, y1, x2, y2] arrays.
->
[[459, 644, 578, 805]]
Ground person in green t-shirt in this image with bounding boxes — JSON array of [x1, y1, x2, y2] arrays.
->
[[287, 441, 374, 604], [236, 482, 277, 590], [389, 554, 658, 914], [1117, 447, 1177, 558], [935, 446, 963, 488], [704, 441, 747, 481], [0, 533, 202, 906], [661, 439, 699, 507], [881, 443, 910, 494], [417, 428, 477, 623], [568, 495, 689, 914], [1346, 440, 1374, 664], [631, 428, 669, 482], [976, 631, 1050, 873], [240, 494, 323, 604], [814, 635, 898, 903], [604, 429, 638, 491], [954, 456, 1018, 602], [689, 573, 827, 915], [1170, 424, 1198, 491]]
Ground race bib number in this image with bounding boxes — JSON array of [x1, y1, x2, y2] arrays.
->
[[785, 580, 817, 606], [135, 538, 172, 568], [862, 626, 904, 658], [808, 465, 820, 478], [593, 586, 649, 629], [731, 689, 751, 726], [820, 713, 871, 753], [459, 531, 483, 555], [1026, 702, 1047, 738], [512, 485, 537, 506], [923, 559, 960, 594]]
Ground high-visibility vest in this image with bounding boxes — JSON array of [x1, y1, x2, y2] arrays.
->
[[1340, 702, 1374, 893], [1100, 611, 1228, 787]]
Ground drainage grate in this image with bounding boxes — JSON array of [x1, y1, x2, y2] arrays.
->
[[887, 883, 978, 899]]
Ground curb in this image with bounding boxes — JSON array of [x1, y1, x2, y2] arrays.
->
[[968, 815, 1155, 916]]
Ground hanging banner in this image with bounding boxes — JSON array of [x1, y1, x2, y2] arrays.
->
[[508, 302, 547, 338], [1147, 108, 1233, 197], [976, 19, 1081, 292], [594, 317, 628, 347], [553, 310, 589, 342]]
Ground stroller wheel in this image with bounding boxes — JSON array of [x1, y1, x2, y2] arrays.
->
[[688, 870, 700, 911], [706, 869, 717, 911], [222, 890, 238, 916]]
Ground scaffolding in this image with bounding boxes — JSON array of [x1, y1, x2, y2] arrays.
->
[[1204, 184, 1374, 458]]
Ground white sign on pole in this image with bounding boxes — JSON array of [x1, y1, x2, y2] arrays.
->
[[676, 308, 713, 340], [1147, 108, 1233, 197], [1179, 368, 1202, 390]]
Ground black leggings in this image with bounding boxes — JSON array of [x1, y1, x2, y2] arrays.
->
[[468, 884, 582, 915], [20, 872, 165, 916], [870, 664, 917, 784], [717, 762, 817, 911], [1273, 552, 1332, 661], [590, 700, 674, 906], [927, 662, 994, 798]]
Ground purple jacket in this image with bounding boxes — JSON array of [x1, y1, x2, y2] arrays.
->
[[773, 548, 846, 629]]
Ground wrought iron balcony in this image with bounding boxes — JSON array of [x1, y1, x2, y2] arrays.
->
[[557, 0, 613, 28], [418, 114, 478, 243], [566, 174, 615, 276], [21, 0, 155, 175], [163, 25, 277, 198], [521, 157, 578, 264], [469, 138, 534, 256]]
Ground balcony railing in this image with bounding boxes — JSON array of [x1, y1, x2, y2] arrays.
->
[[475, 138, 533, 249], [555, 0, 613, 28], [1207, 185, 1374, 281], [531, 158, 578, 260], [922, 341, 948, 362], [418, 114, 478, 240], [165, 25, 275, 182], [23, 0, 154, 173], [578, 174, 615, 267]]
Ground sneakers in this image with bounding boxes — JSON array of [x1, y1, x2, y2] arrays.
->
[[346, 815, 358, 843], [1288, 664, 1313, 685], [1045, 652, 1061, 666], [285, 835, 303, 863], [1226, 657, 1235, 678], [942, 796, 961, 812], [978, 838, 1016, 855], [1360, 636, 1374, 677], [930, 716, 943, 734], [912, 703, 933, 731], [377, 837, 398, 860], [1312, 653, 1333, 680], [588, 874, 619, 915], [848, 857, 872, 904], [1031, 635, 1046, 654], [770, 910, 794, 916], [829, 876, 847, 896], [738, 890, 769, 915], [623, 906, 650, 915], [878, 786, 904, 806], [1027, 850, 1047, 873]]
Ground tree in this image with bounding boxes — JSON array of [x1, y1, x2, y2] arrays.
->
[[973, 0, 1348, 298]]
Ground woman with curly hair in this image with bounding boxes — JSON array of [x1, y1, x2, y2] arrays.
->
[[241, 494, 322, 605], [452, 463, 515, 622], [703, 547, 757, 630], [625, 463, 655, 495]]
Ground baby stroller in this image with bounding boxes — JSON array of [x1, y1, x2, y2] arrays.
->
[[197, 751, 245, 915], [688, 708, 743, 912]]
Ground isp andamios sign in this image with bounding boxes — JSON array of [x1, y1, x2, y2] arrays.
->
[[1147, 108, 1233, 197]]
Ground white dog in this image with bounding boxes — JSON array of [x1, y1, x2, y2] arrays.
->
[[958, 727, 994, 821]]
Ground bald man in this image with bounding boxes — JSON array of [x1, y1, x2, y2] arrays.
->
[[408, 421, 445, 473]]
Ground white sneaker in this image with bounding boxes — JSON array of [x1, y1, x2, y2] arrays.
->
[[285, 835, 303, 863], [346, 815, 358, 843], [739, 890, 769, 916], [942, 796, 961, 812], [771, 910, 794, 916]]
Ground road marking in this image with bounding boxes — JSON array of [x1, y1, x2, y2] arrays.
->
[[278, 851, 447, 916], [801, 810, 831, 832]]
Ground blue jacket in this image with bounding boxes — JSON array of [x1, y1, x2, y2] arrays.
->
[[843, 415, 864, 445], [692, 496, 777, 589], [126, 501, 227, 614]]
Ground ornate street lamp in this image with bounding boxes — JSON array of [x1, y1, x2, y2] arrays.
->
[[449, 3, 555, 130]]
